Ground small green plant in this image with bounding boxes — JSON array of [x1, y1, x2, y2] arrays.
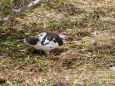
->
[[95, 54, 104, 59]]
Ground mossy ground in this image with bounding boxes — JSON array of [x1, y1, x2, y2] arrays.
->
[[0, 0, 115, 86]]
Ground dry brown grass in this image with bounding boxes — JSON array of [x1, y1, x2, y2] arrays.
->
[[0, 0, 115, 86]]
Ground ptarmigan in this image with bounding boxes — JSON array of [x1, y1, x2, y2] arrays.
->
[[17, 32, 68, 54]]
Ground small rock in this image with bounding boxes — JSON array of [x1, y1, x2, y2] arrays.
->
[[109, 66, 115, 71], [0, 78, 6, 84], [54, 82, 65, 86]]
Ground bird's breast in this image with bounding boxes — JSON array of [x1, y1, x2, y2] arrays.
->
[[33, 41, 59, 51]]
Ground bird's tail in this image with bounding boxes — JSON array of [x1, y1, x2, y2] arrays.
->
[[17, 39, 24, 42]]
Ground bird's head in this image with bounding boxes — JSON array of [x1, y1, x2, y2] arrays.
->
[[58, 32, 68, 39]]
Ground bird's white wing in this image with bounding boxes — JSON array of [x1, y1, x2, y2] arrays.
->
[[35, 32, 47, 42]]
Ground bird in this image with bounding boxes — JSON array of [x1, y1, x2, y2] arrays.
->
[[17, 32, 68, 54]]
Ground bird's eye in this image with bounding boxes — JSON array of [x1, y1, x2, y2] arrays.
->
[[46, 43, 49, 44]]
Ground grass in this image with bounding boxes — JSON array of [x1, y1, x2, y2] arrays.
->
[[0, 0, 115, 86]]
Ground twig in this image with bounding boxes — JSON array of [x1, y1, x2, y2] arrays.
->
[[0, 0, 50, 24]]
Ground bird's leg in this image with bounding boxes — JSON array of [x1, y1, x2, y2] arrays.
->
[[46, 51, 50, 55], [45, 51, 52, 59]]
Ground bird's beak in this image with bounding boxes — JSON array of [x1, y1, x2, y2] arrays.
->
[[17, 39, 24, 42], [65, 33, 69, 36], [60, 32, 69, 36]]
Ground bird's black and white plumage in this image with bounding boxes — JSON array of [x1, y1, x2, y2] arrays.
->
[[17, 32, 67, 54]]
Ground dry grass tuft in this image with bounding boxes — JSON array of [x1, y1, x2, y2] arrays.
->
[[0, 0, 115, 85]]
